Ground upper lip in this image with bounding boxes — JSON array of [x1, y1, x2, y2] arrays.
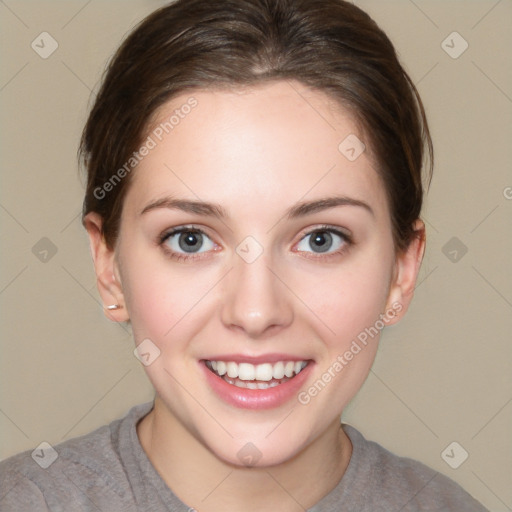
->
[[202, 354, 312, 364]]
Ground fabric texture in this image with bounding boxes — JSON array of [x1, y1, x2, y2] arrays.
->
[[0, 401, 487, 511]]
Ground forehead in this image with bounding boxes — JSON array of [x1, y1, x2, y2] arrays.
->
[[126, 81, 388, 218]]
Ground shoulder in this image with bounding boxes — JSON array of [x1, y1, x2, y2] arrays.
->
[[0, 402, 152, 512], [341, 425, 488, 512]]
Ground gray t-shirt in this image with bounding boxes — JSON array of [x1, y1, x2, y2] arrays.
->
[[0, 402, 487, 511]]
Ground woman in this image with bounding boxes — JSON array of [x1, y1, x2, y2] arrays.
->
[[0, 0, 488, 510]]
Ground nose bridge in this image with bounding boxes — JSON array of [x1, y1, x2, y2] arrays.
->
[[220, 249, 293, 337]]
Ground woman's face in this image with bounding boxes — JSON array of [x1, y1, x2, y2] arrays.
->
[[103, 81, 420, 466]]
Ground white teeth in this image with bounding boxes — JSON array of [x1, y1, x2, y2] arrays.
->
[[206, 359, 309, 382], [273, 361, 285, 379], [255, 363, 273, 381], [238, 362, 255, 380], [227, 362, 238, 378], [223, 376, 290, 389], [216, 361, 227, 376], [284, 361, 295, 377]]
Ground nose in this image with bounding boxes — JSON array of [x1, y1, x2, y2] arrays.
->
[[220, 253, 294, 338]]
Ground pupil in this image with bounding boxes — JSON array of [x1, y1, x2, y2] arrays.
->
[[310, 231, 332, 253], [179, 231, 202, 252]]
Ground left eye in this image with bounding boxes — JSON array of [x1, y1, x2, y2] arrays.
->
[[296, 229, 347, 254], [163, 229, 215, 254]]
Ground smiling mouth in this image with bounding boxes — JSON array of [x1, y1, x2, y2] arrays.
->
[[205, 359, 309, 389]]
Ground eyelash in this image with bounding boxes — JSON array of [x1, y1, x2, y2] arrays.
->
[[158, 224, 353, 262], [297, 225, 353, 261], [158, 226, 213, 262]]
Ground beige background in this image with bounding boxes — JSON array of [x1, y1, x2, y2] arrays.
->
[[1, 1, 511, 510]]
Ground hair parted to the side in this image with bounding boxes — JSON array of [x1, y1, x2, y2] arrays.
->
[[80, 0, 433, 252]]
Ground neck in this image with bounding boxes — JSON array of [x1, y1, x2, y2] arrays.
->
[[137, 397, 352, 512]]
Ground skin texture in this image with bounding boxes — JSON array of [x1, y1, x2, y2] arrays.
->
[[85, 81, 425, 511]]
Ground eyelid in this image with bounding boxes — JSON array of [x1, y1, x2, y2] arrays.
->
[[292, 224, 353, 259], [158, 224, 220, 262], [157, 223, 352, 262], [158, 224, 219, 244], [296, 224, 352, 243]]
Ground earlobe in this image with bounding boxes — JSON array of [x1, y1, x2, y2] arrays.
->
[[84, 212, 129, 322], [384, 220, 426, 326]]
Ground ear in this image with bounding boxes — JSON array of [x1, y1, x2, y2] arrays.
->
[[84, 212, 129, 322], [384, 219, 426, 325]]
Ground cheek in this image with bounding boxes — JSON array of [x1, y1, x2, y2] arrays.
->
[[119, 250, 218, 344], [293, 252, 393, 345], [296, 262, 392, 409]]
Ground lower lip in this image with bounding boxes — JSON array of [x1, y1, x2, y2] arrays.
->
[[201, 360, 314, 410]]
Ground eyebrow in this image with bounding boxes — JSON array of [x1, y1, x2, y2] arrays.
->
[[140, 198, 229, 218], [140, 195, 374, 219], [286, 196, 374, 218]]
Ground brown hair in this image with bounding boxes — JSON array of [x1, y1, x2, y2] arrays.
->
[[80, 0, 432, 252]]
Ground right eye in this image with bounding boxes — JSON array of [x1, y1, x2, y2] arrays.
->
[[160, 226, 217, 260]]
